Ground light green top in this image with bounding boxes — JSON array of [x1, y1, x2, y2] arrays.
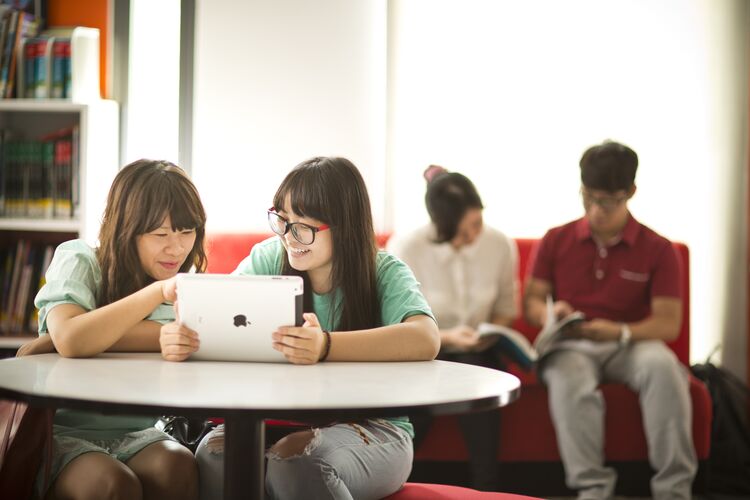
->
[[235, 237, 436, 438], [34, 239, 172, 433]]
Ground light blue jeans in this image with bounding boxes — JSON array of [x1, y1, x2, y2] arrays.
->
[[540, 340, 697, 500], [196, 419, 413, 500]]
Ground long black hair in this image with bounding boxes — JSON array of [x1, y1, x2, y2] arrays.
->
[[273, 157, 379, 331]]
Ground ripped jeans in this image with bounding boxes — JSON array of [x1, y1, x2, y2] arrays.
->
[[196, 419, 413, 500]]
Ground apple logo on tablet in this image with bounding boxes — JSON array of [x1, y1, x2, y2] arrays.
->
[[233, 314, 250, 327]]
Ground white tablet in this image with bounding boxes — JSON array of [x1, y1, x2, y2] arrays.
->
[[175, 273, 303, 362]]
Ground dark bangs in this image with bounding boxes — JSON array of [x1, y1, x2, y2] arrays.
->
[[135, 170, 205, 233], [273, 157, 332, 224]]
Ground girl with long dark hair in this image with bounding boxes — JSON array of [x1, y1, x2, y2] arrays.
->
[[194, 157, 439, 500]]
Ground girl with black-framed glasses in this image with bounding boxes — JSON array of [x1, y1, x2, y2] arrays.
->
[[194, 156, 440, 500]]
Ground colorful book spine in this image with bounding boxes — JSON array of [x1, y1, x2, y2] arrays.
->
[[22, 36, 34, 97], [33, 36, 49, 98], [50, 37, 66, 98], [5, 11, 39, 98], [40, 139, 54, 217], [0, 9, 19, 97], [62, 38, 71, 98], [0, 240, 57, 335], [53, 137, 72, 217]]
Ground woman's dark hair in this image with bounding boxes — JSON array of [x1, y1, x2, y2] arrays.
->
[[273, 157, 379, 331], [580, 140, 638, 192], [425, 168, 484, 243], [97, 159, 207, 306]]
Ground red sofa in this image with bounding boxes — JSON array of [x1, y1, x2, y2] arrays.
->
[[205, 233, 712, 496]]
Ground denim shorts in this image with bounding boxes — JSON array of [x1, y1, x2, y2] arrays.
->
[[35, 425, 173, 497]]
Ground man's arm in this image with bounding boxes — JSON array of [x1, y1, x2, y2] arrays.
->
[[579, 296, 681, 342], [523, 277, 575, 327]]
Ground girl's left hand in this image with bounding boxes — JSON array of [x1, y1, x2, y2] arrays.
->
[[160, 321, 200, 362], [272, 312, 326, 365]]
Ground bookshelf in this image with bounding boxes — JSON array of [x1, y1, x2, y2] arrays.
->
[[0, 99, 118, 345]]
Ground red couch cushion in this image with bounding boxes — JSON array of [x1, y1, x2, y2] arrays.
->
[[383, 483, 542, 499], [205, 233, 391, 274], [414, 375, 711, 462]]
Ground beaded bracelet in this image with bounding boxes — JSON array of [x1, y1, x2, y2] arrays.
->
[[319, 329, 332, 362]]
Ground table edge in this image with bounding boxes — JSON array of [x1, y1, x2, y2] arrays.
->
[[0, 385, 521, 420]]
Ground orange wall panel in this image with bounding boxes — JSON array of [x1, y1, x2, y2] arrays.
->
[[47, 0, 110, 98]]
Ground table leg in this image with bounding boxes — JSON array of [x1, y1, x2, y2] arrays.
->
[[224, 415, 265, 500]]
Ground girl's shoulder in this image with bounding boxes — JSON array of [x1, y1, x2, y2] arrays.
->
[[234, 236, 282, 275], [56, 238, 96, 256], [375, 249, 412, 279], [49, 239, 100, 275]]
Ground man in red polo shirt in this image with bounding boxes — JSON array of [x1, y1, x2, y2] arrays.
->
[[524, 141, 697, 500]]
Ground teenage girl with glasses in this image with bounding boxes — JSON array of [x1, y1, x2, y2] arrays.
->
[[190, 156, 440, 500]]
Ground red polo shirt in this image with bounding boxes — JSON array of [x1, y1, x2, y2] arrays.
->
[[529, 214, 681, 323]]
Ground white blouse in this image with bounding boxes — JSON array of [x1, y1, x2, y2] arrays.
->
[[387, 224, 518, 330]]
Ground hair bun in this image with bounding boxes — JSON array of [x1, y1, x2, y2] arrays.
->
[[424, 165, 448, 183]]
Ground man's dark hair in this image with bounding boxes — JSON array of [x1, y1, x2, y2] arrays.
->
[[425, 172, 483, 243], [580, 140, 638, 192]]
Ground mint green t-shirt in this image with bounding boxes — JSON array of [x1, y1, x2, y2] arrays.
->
[[34, 239, 173, 433], [234, 237, 436, 438]]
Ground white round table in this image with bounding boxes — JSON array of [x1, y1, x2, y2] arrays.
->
[[0, 353, 521, 500]]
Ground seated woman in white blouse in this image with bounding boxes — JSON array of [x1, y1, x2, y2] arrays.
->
[[387, 165, 519, 491]]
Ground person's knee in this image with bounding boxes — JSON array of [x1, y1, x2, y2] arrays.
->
[[81, 463, 142, 500], [52, 454, 142, 500], [266, 430, 337, 498], [543, 352, 598, 398], [268, 430, 316, 459], [633, 343, 685, 389], [129, 441, 198, 500], [266, 453, 333, 499], [147, 443, 199, 499]]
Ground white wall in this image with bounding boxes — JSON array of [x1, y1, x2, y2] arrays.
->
[[192, 0, 387, 232], [187, 0, 748, 376], [125, 0, 181, 164], [387, 0, 748, 374]]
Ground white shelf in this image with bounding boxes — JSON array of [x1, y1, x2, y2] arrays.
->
[[0, 99, 90, 112], [0, 217, 80, 232]]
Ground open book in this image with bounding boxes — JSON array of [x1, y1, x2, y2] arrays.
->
[[476, 296, 585, 370]]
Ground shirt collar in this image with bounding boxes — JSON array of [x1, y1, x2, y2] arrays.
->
[[575, 213, 641, 247], [429, 225, 483, 262]]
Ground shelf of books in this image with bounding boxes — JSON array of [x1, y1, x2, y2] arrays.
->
[[0, 99, 118, 344], [2, 2, 102, 103]]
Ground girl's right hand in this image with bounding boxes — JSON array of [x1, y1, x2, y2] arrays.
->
[[161, 277, 178, 303], [159, 321, 200, 362], [16, 335, 56, 357]]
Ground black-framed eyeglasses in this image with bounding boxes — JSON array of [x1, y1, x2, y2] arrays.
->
[[267, 208, 330, 245], [580, 188, 628, 213]]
